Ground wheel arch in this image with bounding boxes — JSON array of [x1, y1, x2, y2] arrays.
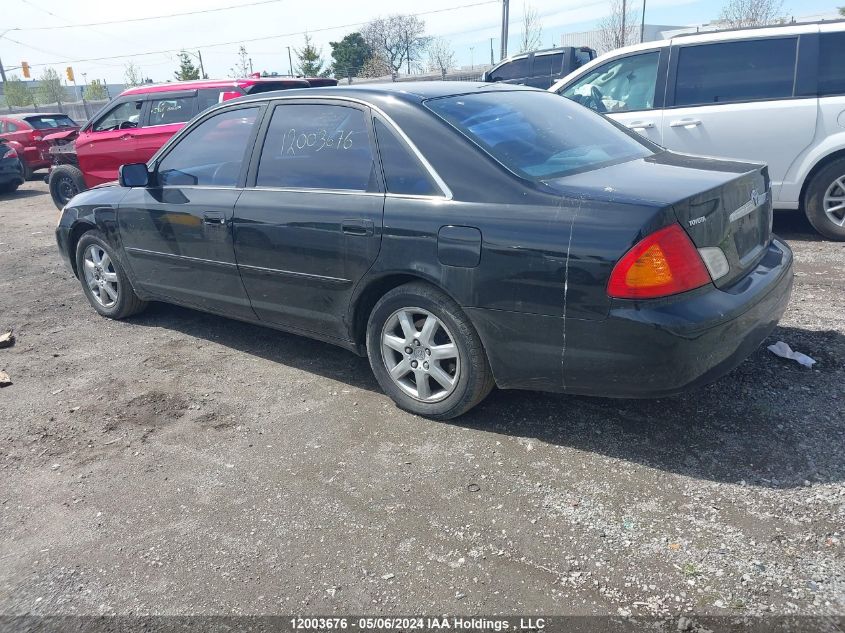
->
[[799, 148, 845, 208], [67, 220, 97, 277]]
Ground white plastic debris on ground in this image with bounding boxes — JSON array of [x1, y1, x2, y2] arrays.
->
[[767, 341, 817, 368]]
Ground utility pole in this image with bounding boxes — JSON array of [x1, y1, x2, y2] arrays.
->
[[490, 38, 494, 65], [640, 0, 647, 43], [470, 46, 475, 70], [621, 0, 627, 47], [0, 55, 7, 84], [287, 46, 293, 76], [500, 0, 510, 60], [249, 57, 254, 74], [197, 50, 205, 78]]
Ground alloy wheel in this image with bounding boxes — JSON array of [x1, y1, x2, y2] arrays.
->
[[823, 175, 845, 227], [82, 244, 119, 308], [380, 307, 460, 403]]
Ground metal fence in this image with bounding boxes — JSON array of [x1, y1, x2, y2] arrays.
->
[[3, 99, 108, 125]]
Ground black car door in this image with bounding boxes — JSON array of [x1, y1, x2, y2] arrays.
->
[[117, 103, 264, 320], [232, 99, 384, 341]]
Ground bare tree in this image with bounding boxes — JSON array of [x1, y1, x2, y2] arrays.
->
[[428, 38, 456, 78], [124, 61, 144, 87], [229, 45, 251, 78], [359, 54, 393, 78], [596, 0, 638, 53], [719, 0, 785, 27], [362, 14, 431, 76], [519, 3, 543, 52]]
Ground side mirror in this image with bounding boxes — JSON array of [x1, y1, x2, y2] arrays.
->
[[118, 163, 149, 188], [481, 71, 490, 82]]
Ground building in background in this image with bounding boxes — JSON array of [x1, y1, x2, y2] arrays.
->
[[560, 24, 686, 54]]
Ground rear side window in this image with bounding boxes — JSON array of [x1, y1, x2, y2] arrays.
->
[[24, 115, 77, 129], [149, 96, 195, 126], [533, 53, 563, 78], [819, 32, 845, 96], [5, 121, 20, 132], [93, 100, 143, 132], [256, 104, 376, 191], [158, 107, 259, 187], [490, 57, 529, 81], [374, 119, 438, 196], [674, 37, 797, 106]]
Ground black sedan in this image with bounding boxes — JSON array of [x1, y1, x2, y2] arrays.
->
[[55, 83, 793, 419], [0, 141, 24, 193]]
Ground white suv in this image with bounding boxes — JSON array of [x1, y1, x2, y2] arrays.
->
[[550, 21, 845, 240]]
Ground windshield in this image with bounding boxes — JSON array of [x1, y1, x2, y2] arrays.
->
[[24, 114, 77, 129], [425, 90, 653, 180]]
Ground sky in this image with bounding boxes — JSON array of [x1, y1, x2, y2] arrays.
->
[[0, 0, 840, 85]]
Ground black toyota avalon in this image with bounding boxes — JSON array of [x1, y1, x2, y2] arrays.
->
[[55, 83, 793, 419]]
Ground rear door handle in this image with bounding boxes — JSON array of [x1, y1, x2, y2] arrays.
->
[[342, 219, 374, 236], [627, 120, 655, 130], [669, 118, 702, 128], [202, 212, 226, 225]]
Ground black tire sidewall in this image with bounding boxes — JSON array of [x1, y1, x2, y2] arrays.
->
[[49, 165, 86, 210], [805, 158, 845, 241], [366, 284, 490, 419], [74, 231, 135, 319]]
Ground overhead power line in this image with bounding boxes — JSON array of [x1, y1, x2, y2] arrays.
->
[[7, 0, 286, 31], [8, 0, 499, 69]]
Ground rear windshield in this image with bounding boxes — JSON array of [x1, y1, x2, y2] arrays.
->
[[24, 114, 77, 129], [425, 90, 653, 180]]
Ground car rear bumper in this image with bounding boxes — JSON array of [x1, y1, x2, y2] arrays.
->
[[468, 238, 793, 397]]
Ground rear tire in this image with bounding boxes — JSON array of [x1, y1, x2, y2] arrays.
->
[[49, 164, 86, 210], [803, 157, 845, 241], [0, 181, 20, 193], [74, 230, 147, 319], [366, 282, 494, 420]]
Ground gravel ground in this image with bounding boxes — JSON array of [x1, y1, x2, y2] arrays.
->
[[0, 180, 843, 623]]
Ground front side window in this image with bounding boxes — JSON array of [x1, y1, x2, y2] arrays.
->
[[819, 32, 845, 97], [24, 114, 77, 129], [490, 57, 529, 81], [533, 53, 563, 78], [561, 51, 660, 113], [374, 119, 438, 196], [427, 90, 653, 180], [93, 100, 143, 132], [256, 104, 376, 191], [149, 96, 195, 126], [157, 107, 259, 187], [674, 37, 797, 106]]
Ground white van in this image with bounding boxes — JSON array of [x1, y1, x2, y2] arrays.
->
[[550, 21, 845, 240]]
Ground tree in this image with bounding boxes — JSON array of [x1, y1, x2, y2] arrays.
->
[[330, 32, 372, 79], [359, 54, 393, 78], [362, 14, 431, 75], [596, 0, 638, 53], [519, 3, 543, 53], [37, 68, 65, 105], [83, 79, 108, 100], [3, 75, 33, 107], [427, 38, 455, 79], [229, 45, 251, 78], [294, 34, 328, 77], [124, 61, 144, 87], [719, 0, 784, 28], [840, 6, 845, 15], [174, 50, 201, 81]]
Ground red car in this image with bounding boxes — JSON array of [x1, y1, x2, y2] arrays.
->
[[45, 76, 336, 208], [0, 112, 80, 180]]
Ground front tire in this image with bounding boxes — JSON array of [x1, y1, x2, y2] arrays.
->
[[49, 164, 86, 210], [75, 230, 147, 319], [804, 157, 845, 241], [366, 282, 494, 420]]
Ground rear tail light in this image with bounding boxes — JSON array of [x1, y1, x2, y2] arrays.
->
[[607, 224, 712, 299], [32, 135, 43, 141], [2, 148, 17, 159]]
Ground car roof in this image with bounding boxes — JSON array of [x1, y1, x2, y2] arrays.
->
[[5, 112, 70, 119], [231, 81, 541, 105], [119, 77, 310, 97]]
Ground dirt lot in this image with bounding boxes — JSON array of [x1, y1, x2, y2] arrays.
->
[[0, 180, 843, 622]]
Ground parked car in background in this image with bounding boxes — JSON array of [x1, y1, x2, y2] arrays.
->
[[0, 113, 79, 180], [483, 46, 596, 89], [0, 140, 25, 193], [551, 20, 845, 240], [56, 83, 792, 419], [45, 76, 338, 209]]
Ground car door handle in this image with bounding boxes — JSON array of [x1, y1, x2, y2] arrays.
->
[[342, 219, 374, 236], [626, 120, 655, 130], [119, 133, 135, 140], [202, 212, 226, 225], [669, 118, 702, 128]]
